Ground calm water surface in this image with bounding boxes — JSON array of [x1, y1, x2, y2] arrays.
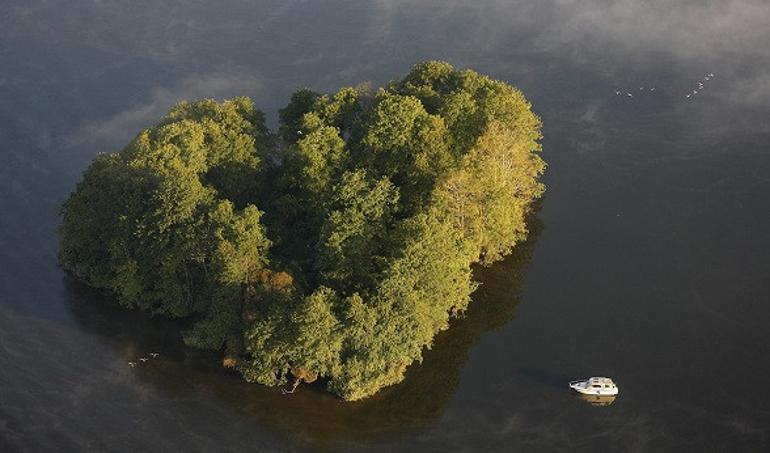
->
[[2, 1, 770, 451]]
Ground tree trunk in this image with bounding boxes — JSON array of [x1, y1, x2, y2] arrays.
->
[[281, 378, 301, 394]]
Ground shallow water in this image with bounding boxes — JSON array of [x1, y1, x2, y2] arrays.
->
[[1, 1, 770, 451]]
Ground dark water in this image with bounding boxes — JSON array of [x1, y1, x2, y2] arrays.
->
[[2, 1, 770, 451]]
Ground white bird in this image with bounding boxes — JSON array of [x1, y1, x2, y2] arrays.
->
[[128, 362, 136, 367], [693, 90, 698, 94], [686, 94, 691, 98], [627, 93, 633, 97], [650, 87, 656, 91], [139, 357, 148, 363], [296, 130, 303, 135], [640, 87, 644, 90], [150, 353, 159, 358], [615, 91, 621, 95], [709, 73, 715, 77]]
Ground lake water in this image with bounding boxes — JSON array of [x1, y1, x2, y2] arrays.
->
[[2, 1, 770, 451]]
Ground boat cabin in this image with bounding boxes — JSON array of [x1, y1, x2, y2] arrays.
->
[[569, 376, 619, 396]]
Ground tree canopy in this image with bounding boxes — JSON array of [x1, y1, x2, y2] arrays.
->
[[60, 61, 545, 400]]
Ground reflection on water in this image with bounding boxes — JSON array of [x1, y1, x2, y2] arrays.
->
[[577, 394, 617, 407], [64, 217, 542, 448]]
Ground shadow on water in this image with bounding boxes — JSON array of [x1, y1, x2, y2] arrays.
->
[[65, 215, 544, 449], [576, 394, 617, 407], [517, 367, 575, 390]]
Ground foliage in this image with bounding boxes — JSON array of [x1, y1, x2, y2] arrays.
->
[[60, 61, 545, 400], [60, 97, 271, 350]]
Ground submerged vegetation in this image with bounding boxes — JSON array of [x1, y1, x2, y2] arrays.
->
[[60, 61, 545, 400]]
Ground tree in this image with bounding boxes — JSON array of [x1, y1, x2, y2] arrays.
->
[[240, 286, 343, 388], [434, 121, 545, 264], [278, 88, 320, 143], [316, 169, 399, 293], [60, 97, 272, 335]]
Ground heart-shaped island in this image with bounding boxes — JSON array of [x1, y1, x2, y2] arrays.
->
[[60, 61, 545, 400]]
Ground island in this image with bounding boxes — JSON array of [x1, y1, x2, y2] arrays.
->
[[59, 61, 545, 400]]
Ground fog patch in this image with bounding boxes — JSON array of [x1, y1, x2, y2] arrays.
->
[[68, 73, 262, 151]]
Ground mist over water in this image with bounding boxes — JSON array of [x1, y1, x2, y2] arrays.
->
[[1, 1, 769, 450]]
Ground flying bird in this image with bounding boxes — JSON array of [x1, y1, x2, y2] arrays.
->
[[150, 353, 159, 358], [128, 362, 136, 367], [139, 357, 148, 363]]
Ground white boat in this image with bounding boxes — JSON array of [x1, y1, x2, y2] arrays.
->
[[569, 377, 619, 396]]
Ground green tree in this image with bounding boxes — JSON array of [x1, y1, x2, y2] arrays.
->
[[278, 88, 320, 142], [434, 121, 545, 263], [240, 286, 343, 387], [316, 169, 399, 293], [61, 97, 272, 335]]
